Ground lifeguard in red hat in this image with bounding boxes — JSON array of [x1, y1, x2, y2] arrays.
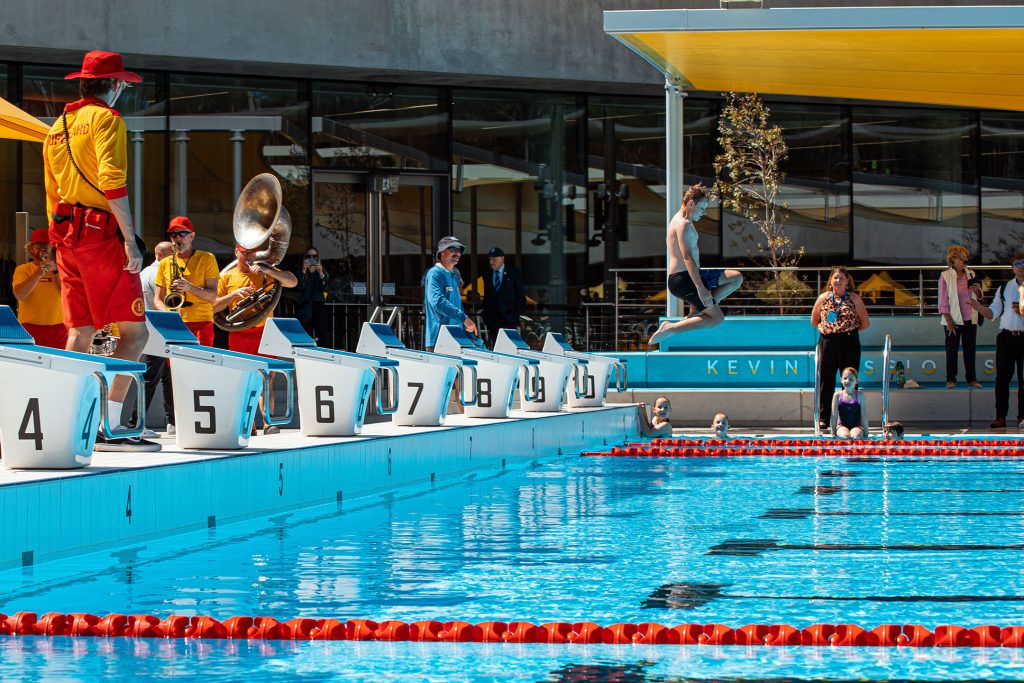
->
[[11, 228, 67, 349], [154, 216, 219, 346], [43, 50, 158, 452]]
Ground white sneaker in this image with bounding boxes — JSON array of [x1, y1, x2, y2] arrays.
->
[[166, 423, 176, 437], [141, 428, 159, 438]]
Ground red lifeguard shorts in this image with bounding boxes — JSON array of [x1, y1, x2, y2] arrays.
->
[[50, 204, 145, 330], [22, 322, 69, 350]]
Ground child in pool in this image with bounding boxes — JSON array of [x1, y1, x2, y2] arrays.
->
[[711, 412, 731, 440], [638, 396, 673, 438], [831, 367, 869, 439]]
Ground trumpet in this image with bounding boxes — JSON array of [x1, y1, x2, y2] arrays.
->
[[163, 243, 193, 310]]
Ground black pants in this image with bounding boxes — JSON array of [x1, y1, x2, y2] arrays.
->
[[994, 330, 1024, 420], [141, 354, 174, 426], [944, 321, 978, 383], [817, 331, 861, 423]]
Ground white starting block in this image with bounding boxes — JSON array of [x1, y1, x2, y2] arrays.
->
[[0, 306, 145, 469], [543, 332, 627, 407], [493, 328, 589, 412], [433, 325, 540, 418], [144, 312, 294, 449], [356, 322, 477, 426], [258, 318, 398, 436]]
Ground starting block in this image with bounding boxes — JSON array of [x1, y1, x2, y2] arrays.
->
[[433, 325, 539, 418], [543, 332, 627, 407], [258, 318, 398, 436], [144, 312, 294, 449], [0, 306, 145, 469], [356, 322, 477, 426], [493, 328, 589, 412]]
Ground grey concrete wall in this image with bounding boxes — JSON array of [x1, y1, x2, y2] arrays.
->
[[1, 0, 689, 94]]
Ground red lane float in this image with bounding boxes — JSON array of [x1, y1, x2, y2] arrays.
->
[[588, 440, 1024, 458], [3, 613, 1024, 648]]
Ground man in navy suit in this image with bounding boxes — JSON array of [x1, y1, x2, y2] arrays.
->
[[482, 246, 525, 342]]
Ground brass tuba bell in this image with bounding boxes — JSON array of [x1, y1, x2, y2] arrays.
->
[[214, 173, 292, 332]]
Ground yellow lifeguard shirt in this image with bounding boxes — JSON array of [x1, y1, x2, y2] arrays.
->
[[12, 262, 63, 325], [218, 267, 272, 329], [156, 250, 219, 323]]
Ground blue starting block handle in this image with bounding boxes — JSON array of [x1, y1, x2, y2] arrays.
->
[[571, 361, 592, 399], [374, 365, 400, 415], [92, 369, 146, 440], [456, 364, 478, 407], [521, 363, 542, 402], [259, 368, 294, 427]]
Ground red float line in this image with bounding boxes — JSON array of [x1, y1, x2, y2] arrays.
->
[[589, 444, 1024, 457], [2, 612, 1023, 647], [649, 439, 1024, 448]]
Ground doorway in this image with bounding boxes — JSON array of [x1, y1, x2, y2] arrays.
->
[[312, 172, 447, 349]]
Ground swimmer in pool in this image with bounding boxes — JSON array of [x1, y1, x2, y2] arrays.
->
[[648, 183, 743, 346], [711, 412, 731, 440], [638, 396, 673, 438]]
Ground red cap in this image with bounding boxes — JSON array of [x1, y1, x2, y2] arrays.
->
[[29, 228, 49, 245], [65, 51, 142, 83], [167, 216, 194, 234]]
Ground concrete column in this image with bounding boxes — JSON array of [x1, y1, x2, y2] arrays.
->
[[130, 130, 144, 234], [230, 130, 245, 201], [665, 78, 686, 318], [173, 130, 190, 215]]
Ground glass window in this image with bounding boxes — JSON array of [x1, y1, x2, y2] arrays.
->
[[20, 64, 167, 248], [312, 82, 447, 172], [722, 102, 851, 265], [0, 64, 16, 307], [452, 89, 585, 342], [852, 107, 977, 264], [169, 73, 309, 257], [980, 112, 1024, 263]]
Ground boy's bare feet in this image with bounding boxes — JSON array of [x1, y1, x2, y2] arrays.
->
[[648, 321, 674, 346]]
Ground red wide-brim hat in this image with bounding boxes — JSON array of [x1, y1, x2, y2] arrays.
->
[[65, 50, 141, 83]]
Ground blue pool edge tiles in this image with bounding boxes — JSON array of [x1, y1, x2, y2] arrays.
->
[[0, 405, 637, 571]]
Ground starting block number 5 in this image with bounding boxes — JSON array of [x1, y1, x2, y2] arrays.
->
[[191, 389, 258, 434]]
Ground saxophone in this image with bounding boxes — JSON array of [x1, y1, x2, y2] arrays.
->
[[163, 243, 192, 310]]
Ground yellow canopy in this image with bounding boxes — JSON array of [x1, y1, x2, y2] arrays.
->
[[858, 271, 920, 307], [0, 96, 49, 142], [606, 7, 1024, 111]]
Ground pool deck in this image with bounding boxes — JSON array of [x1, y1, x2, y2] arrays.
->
[[0, 405, 638, 570]]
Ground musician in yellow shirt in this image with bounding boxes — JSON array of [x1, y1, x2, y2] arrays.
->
[[11, 228, 67, 349], [215, 244, 297, 355], [154, 216, 219, 345]]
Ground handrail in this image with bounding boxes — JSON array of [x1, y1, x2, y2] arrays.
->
[[812, 342, 821, 437], [881, 334, 892, 428]]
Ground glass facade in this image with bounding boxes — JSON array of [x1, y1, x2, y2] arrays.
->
[[1, 57, 1023, 347]]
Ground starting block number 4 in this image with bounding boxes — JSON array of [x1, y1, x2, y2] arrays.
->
[[18, 396, 98, 452]]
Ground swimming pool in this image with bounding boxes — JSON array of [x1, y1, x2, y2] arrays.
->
[[3, 450, 1024, 680]]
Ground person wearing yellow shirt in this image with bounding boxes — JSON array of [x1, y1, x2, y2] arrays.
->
[[154, 216, 219, 346], [12, 228, 67, 349], [214, 244, 297, 355], [43, 50, 157, 453]]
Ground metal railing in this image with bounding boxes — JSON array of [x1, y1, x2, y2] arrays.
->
[[275, 264, 1010, 353], [882, 334, 893, 428]]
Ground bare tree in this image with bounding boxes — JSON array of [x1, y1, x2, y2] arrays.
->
[[714, 93, 807, 313]]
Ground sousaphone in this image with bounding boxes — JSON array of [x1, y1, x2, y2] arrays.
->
[[214, 173, 292, 332]]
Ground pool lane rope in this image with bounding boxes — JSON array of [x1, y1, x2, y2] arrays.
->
[[588, 438, 1024, 458], [2, 612, 1024, 647]]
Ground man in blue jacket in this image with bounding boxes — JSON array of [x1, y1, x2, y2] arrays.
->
[[424, 235, 477, 350]]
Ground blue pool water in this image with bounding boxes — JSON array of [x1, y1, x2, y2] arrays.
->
[[4, 453, 1024, 681]]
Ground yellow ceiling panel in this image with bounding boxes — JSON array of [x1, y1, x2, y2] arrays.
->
[[608, 11, 1024, 111]]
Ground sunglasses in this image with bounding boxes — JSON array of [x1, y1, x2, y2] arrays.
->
[[1014, 260, 1024, 269], [169, 231, 193, 237]]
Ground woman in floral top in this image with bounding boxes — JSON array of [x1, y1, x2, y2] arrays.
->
[[811, 266, 871, 429]]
